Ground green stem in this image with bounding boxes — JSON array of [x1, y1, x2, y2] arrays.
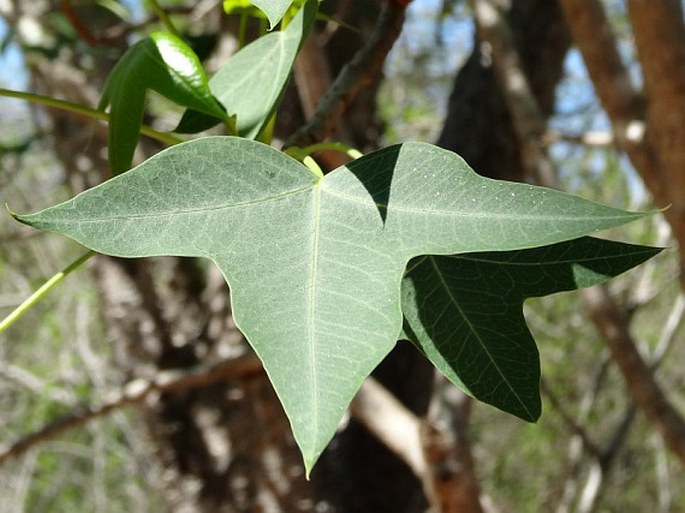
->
[[286, 142, 364, 160], [0, 250, 95, 335], [145, 0, 181, 37], [302, 155, 324, 178], [238, 13, 249, 49], [0, 88, 182, 146]]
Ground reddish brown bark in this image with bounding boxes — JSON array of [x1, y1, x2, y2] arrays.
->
[[560, 0, 685, 288]]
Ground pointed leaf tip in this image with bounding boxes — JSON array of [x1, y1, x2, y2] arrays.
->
[[193, 0, 317, 139], [402, 237, 661, 422]]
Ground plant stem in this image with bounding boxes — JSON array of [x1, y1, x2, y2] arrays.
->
[[302, 155, 324, 178], [0, 250, 95, 335], [298, 142, 364, 160], [145, 0, 181, 37], [0, 88, 182, 146], [238, 13, 249, 49]]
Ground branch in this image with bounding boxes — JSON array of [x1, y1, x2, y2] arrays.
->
[[0, 355, 262, 466], [651, 294, 685, 367], [350, 377, 487, 513], [285, 1, 408, 147], [423, 387, 486, 513], [470, 0, 557, 185], [472, 0, 685, 466], [582, 285, 685, 463], [557, 0, 644, 131], [350, 377, 426, 477], [560, 0, 685, 272], [626, 0, 685, 286], [541, 379, 601, 459], [556, 0, 665, 193], [543, 130, 614, 148]]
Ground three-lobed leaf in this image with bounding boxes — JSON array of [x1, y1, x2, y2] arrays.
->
[[12, 137, 653, 473], [402, 238, 661, 421]]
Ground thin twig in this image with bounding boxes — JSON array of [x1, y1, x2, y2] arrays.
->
[[0, 250, 95, 335], [0, 88, 182, 146], [472, 0, 685, 468], [541, 379, 602, 459], [583, 285, 685, 463], [650, 293, 685, 367], [0, 355, 262, 465], [285, 1, 408, 147]]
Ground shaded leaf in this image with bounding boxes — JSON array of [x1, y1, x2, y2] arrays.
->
[[402, 238, 662, 421], [12, 138, 652, 473]]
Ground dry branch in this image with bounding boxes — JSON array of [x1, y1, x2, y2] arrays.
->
[[350, 377, 426, 477], [286, 0, 408, 147], [583, 285, 685, 463], [0, 355, 262, 466], [472, 0, 685, 466], [560, 0, 685, 287]]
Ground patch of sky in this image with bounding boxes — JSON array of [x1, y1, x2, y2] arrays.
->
[[0, 16, 32, 148], [550, 48, 646, 206], [0, 18, 27, 90], [118, 0, 144, 22], [381, 0, 473, 142], [385, 0, 472, 81]]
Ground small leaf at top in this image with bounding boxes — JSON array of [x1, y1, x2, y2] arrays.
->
[[402, 238, 662, 422], [99, 31, 227, 174], [11, 138, 654, 474], [244, 0, 295, 28], [177, 0, 317, 138], [223, 0, 267, 18]]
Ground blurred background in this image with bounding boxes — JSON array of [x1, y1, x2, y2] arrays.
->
[[1, 1, 684, 511]]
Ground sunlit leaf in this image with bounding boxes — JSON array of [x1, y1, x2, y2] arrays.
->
[[12, 138, 653, 473], [99, 32, 227, 174], [177, 0, 316, 138]]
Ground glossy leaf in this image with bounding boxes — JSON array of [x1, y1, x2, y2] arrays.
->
[[99, 32, 227, 174], [12, 138, 652, 473], [402, 238, 661, 421]]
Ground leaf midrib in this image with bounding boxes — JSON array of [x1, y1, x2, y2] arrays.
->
[[322, 188, 637, 222], [427, 255, 535, 419], [307, 182, 323, 450]]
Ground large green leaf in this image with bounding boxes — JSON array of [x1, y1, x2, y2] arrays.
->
[[402, 238, 661, 421], [99, 32, 227, 174], [177, 0, 316, 138], [12, 138, 651, 473]]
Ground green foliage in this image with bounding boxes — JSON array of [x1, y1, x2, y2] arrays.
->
[[230, 0, 297, 28], [2, 0, 662, 480], [12, 137, 655, 472], [177, 0, 317, 138], [98, 31, 227, 174]]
